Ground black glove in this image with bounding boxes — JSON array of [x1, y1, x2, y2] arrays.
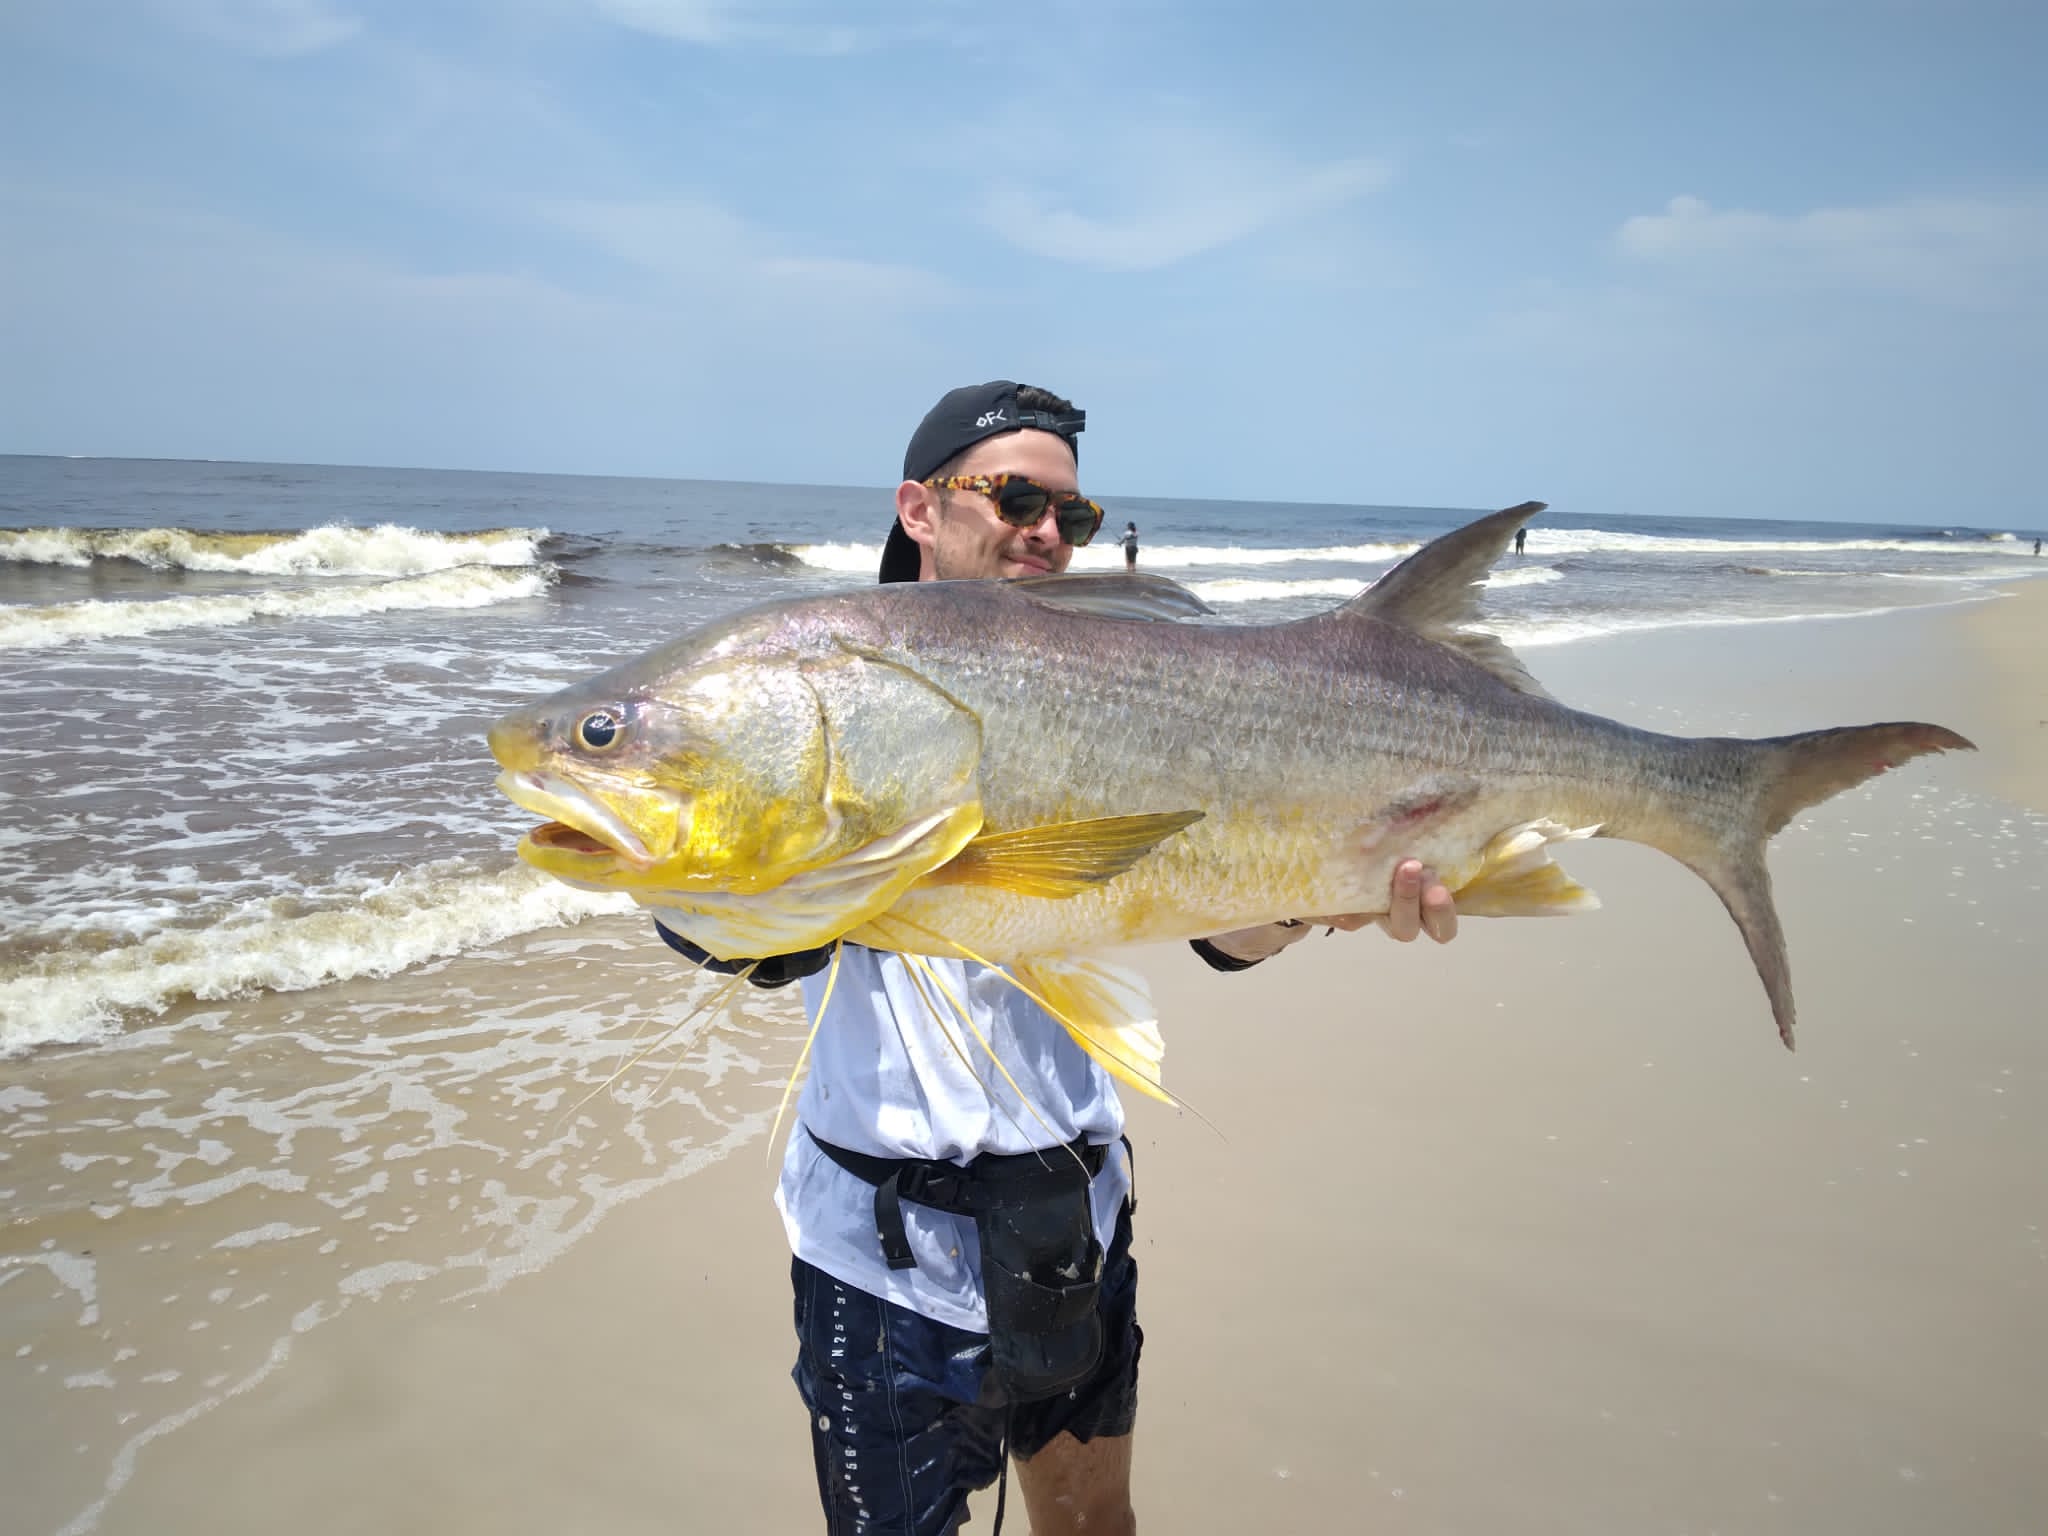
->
[[652, 921, 834, 989]]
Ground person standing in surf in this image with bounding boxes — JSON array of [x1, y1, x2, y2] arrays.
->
[[657, 380, 1459, 1536]]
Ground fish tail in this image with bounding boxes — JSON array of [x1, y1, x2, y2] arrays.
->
[[1640, 722, 1973, 1050]]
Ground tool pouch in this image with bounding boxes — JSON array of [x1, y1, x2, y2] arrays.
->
[[808, 1130, 1111, 1401], [974, 1176, 1105, 1401]]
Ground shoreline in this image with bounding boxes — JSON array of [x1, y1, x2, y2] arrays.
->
[[10, 588, 2044, 1536]]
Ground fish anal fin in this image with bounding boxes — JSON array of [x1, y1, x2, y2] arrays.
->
[[1009, 957, 1176, 1106], [921, 810, 1205, 898], [1337, 501, 1552, 699], [1450, 819, 1604, 917]]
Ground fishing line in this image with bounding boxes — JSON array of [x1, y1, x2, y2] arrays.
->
[[766, 943, 841, 1163], [553, 965, 754, 1134]]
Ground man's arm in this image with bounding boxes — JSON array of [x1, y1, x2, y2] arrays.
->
[[1191, 859, 1458, 970]]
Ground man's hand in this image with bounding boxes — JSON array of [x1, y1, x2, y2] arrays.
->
[[1200, 859, 1459, 963], [1369, 858, 1460, 945]]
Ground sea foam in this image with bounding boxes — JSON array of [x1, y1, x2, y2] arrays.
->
[[0, 565, 552, 651], [0, 523, 549, 575], [0, 863, 634, 1055]]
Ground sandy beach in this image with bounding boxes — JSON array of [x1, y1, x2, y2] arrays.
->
[[9, 585, 2045, 1536]]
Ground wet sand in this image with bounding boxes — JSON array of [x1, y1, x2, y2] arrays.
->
[[11, 587, 2045, 1535]]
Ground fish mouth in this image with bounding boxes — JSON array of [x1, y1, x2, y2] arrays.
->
[[494, 769, 657, 868]]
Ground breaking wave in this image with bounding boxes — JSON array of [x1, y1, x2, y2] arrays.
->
[[780, 527, 2041, 577], [1184, 564, 1560, 606], [1522, 526, 2041, 558], [789, 540, 888, 574], [0, 862, 635, 1056], [1189, 576, 1369, 604], [0, 524, 550, 575], [1075, 541, 1417, 570], [1481, 565, 1564, 588], [707, 541, 807, 570], [1481, 595, 1993, 650], [0, 565, 553, 650], [784, 540, 1422, 576]]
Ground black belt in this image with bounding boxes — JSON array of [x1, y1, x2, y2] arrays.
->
[[809, 1131, 1116, 1272]]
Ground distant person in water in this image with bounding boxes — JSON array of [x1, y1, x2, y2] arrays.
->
[[1117, 520, 1139, 570], [2035, 538, 2042, 556], [1514, 526, 1527, 556]]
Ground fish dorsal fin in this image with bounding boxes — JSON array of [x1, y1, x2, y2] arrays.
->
[[1007, 572, 1215, 623], [1338, 500, 1550, 698], [919, 810, 1205, 898]]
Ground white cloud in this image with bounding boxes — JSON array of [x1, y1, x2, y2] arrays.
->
[[546, 197, 954, 310], [1617, 192, 2048, 310], [587, 0, 858, 53], [152, 0, 361, 55], [985, 151, 1387, 273]]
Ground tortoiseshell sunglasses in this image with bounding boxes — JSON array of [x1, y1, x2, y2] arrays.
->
[[924, 473, 1106, 548]]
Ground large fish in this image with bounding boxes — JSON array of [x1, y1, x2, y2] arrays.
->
[[488, 504, 1971, 1097]]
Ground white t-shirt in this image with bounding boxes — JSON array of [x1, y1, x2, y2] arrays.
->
[[773, 945, 1132, 1332]]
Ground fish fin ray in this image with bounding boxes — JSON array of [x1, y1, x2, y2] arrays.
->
[[872, 918, 1225, 1135], [1449, 819, 1604, 916], [920, 810, 1205, 898], [766, 946, 838, 1164], [1008, 956, 1176, 1106], [1339, 502, 1552, 698]]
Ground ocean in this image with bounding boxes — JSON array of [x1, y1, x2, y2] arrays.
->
[[2, 453, 2043, 1531]]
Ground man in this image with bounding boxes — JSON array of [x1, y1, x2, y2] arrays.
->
[[1117, 519, 1140, 570], [663, 381, 1456, 1535]]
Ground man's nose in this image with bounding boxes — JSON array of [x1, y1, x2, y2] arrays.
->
[[1020, 505, 1063, 543]]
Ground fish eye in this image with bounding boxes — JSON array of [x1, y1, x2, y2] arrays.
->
[[575, 709, 623, 751]]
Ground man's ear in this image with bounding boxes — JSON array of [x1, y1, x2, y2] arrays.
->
[[895, 480, 940, 553]]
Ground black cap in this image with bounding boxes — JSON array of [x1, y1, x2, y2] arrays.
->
[[880, 381, 1085, 583]]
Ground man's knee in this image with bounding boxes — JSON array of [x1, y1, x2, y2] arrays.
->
[[1015, 1430, 1135, 1536]]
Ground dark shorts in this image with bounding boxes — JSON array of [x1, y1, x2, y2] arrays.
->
[[791, 1199, 1141, 1535]]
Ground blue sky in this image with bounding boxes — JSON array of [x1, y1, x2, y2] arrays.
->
[[1, 1, 2042, 523]]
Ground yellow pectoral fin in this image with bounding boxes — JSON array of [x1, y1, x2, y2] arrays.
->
[[1008, 957, 1176, 1106], [918, 810, 1205, 899], [1450, 820, 1604, 917]]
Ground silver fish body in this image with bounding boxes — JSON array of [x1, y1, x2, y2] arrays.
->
[[489, 505, 1971, 1058]]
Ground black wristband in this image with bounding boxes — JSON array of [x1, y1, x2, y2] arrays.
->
[[1188, 937, 1264, 973], [653, 921, 833, 989]]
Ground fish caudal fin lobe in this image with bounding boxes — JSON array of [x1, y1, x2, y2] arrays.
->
[[1647, 722, 1975, 1051], [1008, 957, 1176, 1106], [1754, 723, 1976, 838], [1341, 501, 1552, 698]]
